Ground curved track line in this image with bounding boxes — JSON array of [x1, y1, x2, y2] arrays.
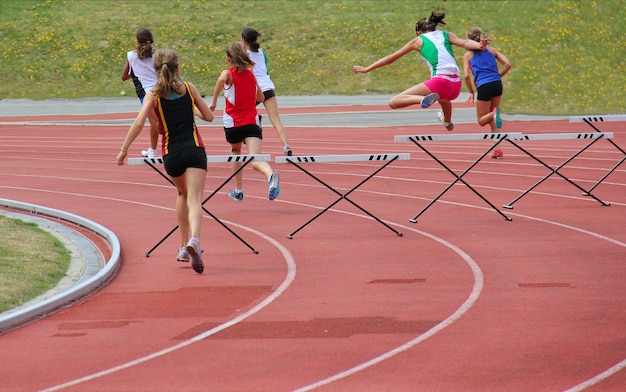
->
[[290, 209, 626, 391], [564, 359, 626, 391], [40, 222, 297, 392], [293, 222, 485, 391]]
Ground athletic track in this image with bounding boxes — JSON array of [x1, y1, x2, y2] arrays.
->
[[0, 100, 624, 391]]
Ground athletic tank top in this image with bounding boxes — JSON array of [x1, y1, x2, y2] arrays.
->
[[222, 68, 260, 128], [419, 30, 459, 77], [127, 51, 158, 97], [156, 82, 204, 156], [469, 48, 501, 87], [248, 49, 275, 92]]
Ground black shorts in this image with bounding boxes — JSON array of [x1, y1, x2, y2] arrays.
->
[[224, 124, 263, 144], [477, 80, 503, 101], [256, 89, 276, 105], [163, 146, 207, 178]]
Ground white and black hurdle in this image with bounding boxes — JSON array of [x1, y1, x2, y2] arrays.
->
[[570, 114, 626, 196], [128, 154, 271, 256], [275, 153, 410, 239], [395, 132, 522, 222], [502, 132, 612, 209]]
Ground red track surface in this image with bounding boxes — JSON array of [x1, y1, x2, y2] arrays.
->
[[0, 105, 624, 392]]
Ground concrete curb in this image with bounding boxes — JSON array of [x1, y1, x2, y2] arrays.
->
[[0, 199, 121, 334]]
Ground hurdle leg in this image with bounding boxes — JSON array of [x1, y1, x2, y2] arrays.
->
[[583, 155, 626, 195], [146, 225, 179, 257], [503, 139, 610, 209], [199, 158, 259, 253], [286, 159, 403, 238], [409, 139, 511, 222], [340, 158, 403, 236], [581, 119, 626, 195], [144, 158, 260, 256]]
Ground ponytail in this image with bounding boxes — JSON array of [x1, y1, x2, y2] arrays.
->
[[152, 48, 184, 98]]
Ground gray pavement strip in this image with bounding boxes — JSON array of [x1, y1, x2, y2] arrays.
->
[[0, 94, 570, 126], [0, 200, 121, 334]]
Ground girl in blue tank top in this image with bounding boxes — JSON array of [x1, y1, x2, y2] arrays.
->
[[462, 27, 512, 158]]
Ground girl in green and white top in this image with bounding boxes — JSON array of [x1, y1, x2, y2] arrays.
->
[[353, 11, 486, 131]]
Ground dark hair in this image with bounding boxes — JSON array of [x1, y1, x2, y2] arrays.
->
[[415, 11, 446, 34], [135, 28, 154, 59], [241, 27, 261, 52]]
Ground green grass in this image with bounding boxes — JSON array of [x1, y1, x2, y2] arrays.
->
[[0, 215, 71, 313], [0, 0, 623, 313], [0, 0, 624, 113]]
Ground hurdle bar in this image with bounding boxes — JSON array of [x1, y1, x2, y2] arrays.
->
[[503, 133, 612, 209], [395, 133, 522, 222], [569, 114, 626, 123], [129, 154, 271, 256], [570, 115, 626, 195], [275, 153, 410, 239]]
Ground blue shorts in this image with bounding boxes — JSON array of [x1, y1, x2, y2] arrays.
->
[[224, 124, 263, 144], [163, 146, 207, 178]]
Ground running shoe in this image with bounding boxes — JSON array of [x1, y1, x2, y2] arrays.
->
[[283, 145, 293, 156], [177, 247, 189, 262], [437, 111, 455, 131], [491, 149, 504, 159], [494, 107, 502, 129], [141, 148, 156, 158], [268, 172, 280, 200], [421, 92, 440, 109], [186, 237, 204, 274], [228, 189, 244, 202]]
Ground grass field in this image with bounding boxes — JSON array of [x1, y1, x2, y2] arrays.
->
[[0, 0, 624, 115], [0, 216, 70, 313]]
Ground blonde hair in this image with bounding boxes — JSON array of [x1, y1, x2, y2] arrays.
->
[[152, 48, 185, 98], [467, 27, 484, 43], [226, 42, 255, 73]]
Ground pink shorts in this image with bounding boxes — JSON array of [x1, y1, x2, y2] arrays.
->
[[424, 76, 461, 101]]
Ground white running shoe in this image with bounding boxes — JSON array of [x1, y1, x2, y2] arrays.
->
[[141, 148, 157, 158], [186, 237, 204, 274], [437, 111, 454, 131]]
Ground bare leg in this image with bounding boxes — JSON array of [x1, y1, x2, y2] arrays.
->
[[229, 142, 244, 190], [263, 96, 289, 148], [439, 99, 453, 123], [245, 137, 273, 180], [476, 99, 494, 128], [388, 83, 432, 109], [170, 167, 206, 247], [148, 110, 159, 150]]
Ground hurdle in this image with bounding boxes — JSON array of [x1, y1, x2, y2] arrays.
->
[[275, 153, 410, 238], [570, 115, 626, 195], [128, 154, 271, 256], [502, 133, 612, 209], [394, 132, 522, 222]]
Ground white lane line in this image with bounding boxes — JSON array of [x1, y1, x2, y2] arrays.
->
[[293, 222, 484, 391]]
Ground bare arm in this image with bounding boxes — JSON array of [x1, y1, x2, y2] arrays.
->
[[121, 59, 131, 81], [256, 80, 265, 104], [210, 69, 231, 112], [188, 82, 214, 122], [353, 37, 421, 73], [448, 32, 486, 51], [116, 94, 155, 164], [462, 51, 476, 106], [489, 47, 512, 78]]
